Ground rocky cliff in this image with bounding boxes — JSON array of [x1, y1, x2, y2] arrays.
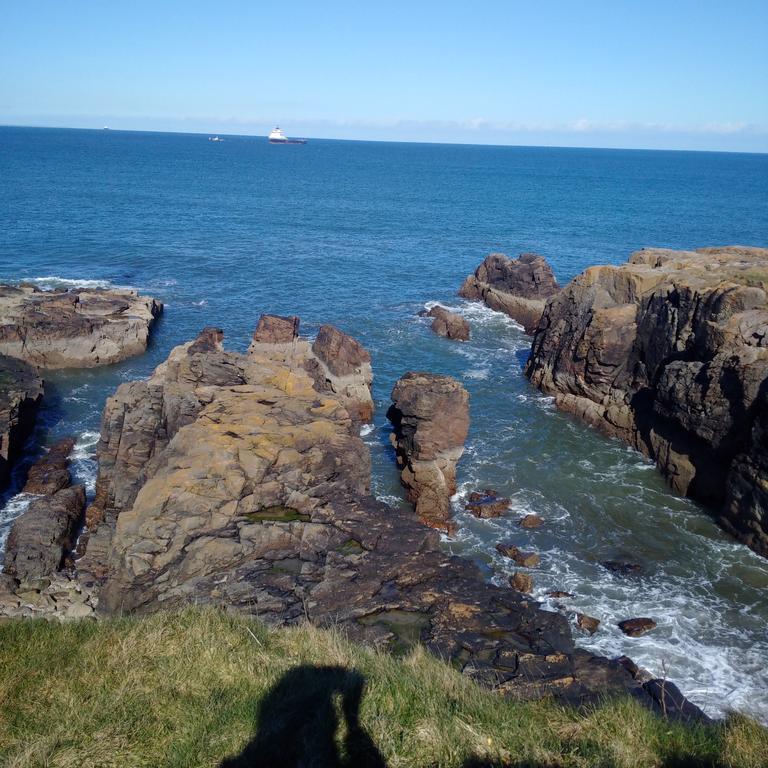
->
[[0, 354, 43, 491], [0, 284, 163, 368], [72, 318, 700, 715], [459, 253, 560, 333], [526, 246, 768, 557]]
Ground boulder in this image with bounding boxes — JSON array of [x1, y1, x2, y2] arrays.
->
[[251, 314, 299, 344], [466, 491, 510, 518], [307, 325, 374, 424], [618, 618, 657, 637], [519, 513, 543, 529], [0, 354, 43, 491], [601, 560, 642, 576], [420, 306, 470, 341], [509, 572, 533, 593], [496, 543, 540, 568], [23, 437, 75, 495], [525, 246, 768, 558], [459, 253, 559, 333], [4, 485, 85, 582], [576, 613, 600, 634], [0, 283, 162, 368], [387, 373, 469, 531]]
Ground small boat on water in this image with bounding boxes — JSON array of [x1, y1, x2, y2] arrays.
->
[[268, 126, 307, 145], [208, 136, 224, 142]]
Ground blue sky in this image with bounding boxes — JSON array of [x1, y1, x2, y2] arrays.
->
[[2, 1, 767, 151]]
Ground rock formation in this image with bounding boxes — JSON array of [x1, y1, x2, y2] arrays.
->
[[0, 354, 43, 491], [419, 306, 470, 341], [526, 246, 768, 558], [4, 438, 85, 583], [387, 373, 470, 532], [459, 253, 560, 333], [72, 319, 707, 716], [0, 283, 162, 368]]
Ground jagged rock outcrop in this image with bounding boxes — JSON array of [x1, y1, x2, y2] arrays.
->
[[0, 354, 43, 491], [0, 283, 162, 368], [4, 440, 85, 583], [75, 322, 706, 717], [419, 306, 470, 341], [22, 437, 75, 495], [459, 253, 560, 333], [526, 246, 768, 557], [387, 373, 469, 532]]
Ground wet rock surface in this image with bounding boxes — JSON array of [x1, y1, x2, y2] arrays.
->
[[63, 321, 709, 715], [0, 354, 43, 491], [466, 490, 510, 518], [387, 373, 469, 532], [526, 246, 768, 558], [420, 306, 470, 341], [619, 618, 658, 637], [0, 283, 162, 369], [459, 253, 560, 333]]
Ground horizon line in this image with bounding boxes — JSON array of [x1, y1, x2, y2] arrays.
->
[[2, 121, 767, 156]]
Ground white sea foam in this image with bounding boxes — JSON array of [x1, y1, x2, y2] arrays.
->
[[70, 431, 100, 495], [22, 276, 123, 290], [0, 493, 36, 565]]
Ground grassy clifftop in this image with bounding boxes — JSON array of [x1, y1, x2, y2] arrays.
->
[[0, 609, 765, 767]]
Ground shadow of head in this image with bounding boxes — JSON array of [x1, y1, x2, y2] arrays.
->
[[219, 664, 387, 768]]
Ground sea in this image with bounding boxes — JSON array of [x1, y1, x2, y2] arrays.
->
[[1, 125, 767, 722]]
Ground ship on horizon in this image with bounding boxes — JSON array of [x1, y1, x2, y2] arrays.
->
[[268, 126, 307, 145]]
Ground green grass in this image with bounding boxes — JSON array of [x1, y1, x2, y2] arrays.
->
[[0, 608, 765, 767]]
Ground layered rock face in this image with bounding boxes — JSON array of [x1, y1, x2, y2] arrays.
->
[[420, 306, 471, 341], [0, 354, 43, 490], [526, 246, 768, 557], [4, 438, 85, 583], [75, 321, 700, 714], [0, 284, 162, 368], [459, 253, 560, 333], [387, 373, 470, 532]]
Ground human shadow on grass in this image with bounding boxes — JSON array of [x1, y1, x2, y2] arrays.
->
[[219, 664, 387, 768]]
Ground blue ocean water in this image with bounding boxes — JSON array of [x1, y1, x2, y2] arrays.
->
[[1, 126, 767, 719]]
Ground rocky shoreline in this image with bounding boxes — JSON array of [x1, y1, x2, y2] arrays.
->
[[0, 310, 711, 722], [4, 247, 764, 721]]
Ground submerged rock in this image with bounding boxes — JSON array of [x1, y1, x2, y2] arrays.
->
[[387, 373, 469, 532], [496, 543, 540, 568], [601, 560, 642, 576], [0, 283, 162, 368], [0, 354, 43, 491], [618, 618, 658, 637], [466, 490, 510, 518], [419, 306, 470, 341], [459, 252, 560, 333], [526, 246, 768, 558], [519, 513, 543, 529]]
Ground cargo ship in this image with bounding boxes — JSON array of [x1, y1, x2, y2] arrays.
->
[[268, 126, 307, 145]]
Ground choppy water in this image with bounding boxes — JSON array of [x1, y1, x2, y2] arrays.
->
[[1, 126, 767, 721]]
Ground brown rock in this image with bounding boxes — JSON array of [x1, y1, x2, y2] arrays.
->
[[0, 354, 43, 491], [466, 492, 510, 518], [519, 513, 543, 529], [618, 618, 658, 637], [387, 372, 469, 530], [22, 437, 75, 495], [251, 314, 299, 344], [0, 283, 162, 368], [548, 591, 574, 599], [459, 253, 560, 333], [4, 485, 85, 582], [525, 246, 768, 558], [421, 306, 470, 341], [312, 325, 371, 377], [496, 543, 540, 568], [576, 613, 600, 634], [510, 572, 534, 593]]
